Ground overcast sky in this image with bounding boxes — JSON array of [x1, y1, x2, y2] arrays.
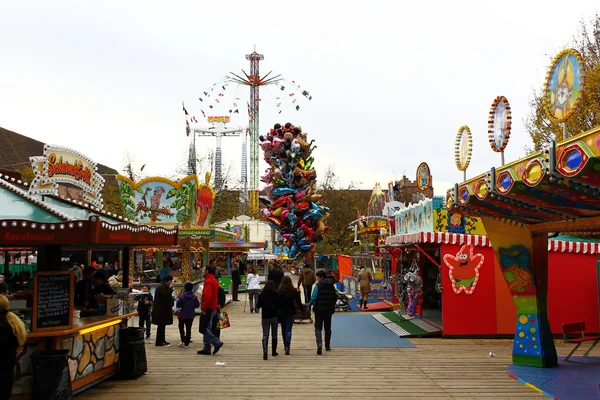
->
[[1, 0, 598, 196]]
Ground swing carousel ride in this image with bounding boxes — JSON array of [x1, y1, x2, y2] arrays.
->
[[182, 48, 313, 216]]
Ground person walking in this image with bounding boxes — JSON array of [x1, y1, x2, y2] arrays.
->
[[135, 286, 153, 340], [256, 281, 281, 360], [0, 294, 27, 400], [268, 262, 284, 289], [247, 266, 261, 313], [231, 262, 241, 301], [308, 270, 337, 355], [152, 275, 174, 347], [278, 276, 303, 355], [197, 266, 224, 355], [297, 263, 316, 304], [357, 267, 373, 309], [176, 282, 200, 349]]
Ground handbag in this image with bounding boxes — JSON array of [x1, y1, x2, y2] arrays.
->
[[217, 311, 230, 330]]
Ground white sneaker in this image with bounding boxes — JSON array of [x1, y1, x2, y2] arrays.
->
[[184, 345, 190, 349], [178, 342, 184, 348]]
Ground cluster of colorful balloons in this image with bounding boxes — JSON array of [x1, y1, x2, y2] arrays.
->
[[259, 123, 330, 259]]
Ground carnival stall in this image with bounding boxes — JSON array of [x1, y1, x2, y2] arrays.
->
[[445, 48, 600, 378], [0, 145, 178, 398]]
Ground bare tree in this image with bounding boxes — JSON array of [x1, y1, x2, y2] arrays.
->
[[122, 152, 146, 181]]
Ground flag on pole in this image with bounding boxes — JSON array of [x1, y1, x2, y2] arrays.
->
[[182, 101, 189, 116]]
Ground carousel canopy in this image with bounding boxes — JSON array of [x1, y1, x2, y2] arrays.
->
[[447, 127, 600, 232]]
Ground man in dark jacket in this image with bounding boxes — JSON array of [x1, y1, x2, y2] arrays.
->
[[74, 267, 96, 308], [152, 275, 174, 347], [197, 266, 224, 355], [268, 262, 284, 289], [231, 263, 241, 301], [297, 263, 316, 304], [308, 270, 337, 355], [135, 286, 153, 339]]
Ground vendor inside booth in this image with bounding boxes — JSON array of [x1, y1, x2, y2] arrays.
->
[[0, 145, 178, 398]]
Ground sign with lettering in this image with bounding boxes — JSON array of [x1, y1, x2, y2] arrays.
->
[[207, 116, 230, 124], [28, 145, 105, 209], [33, 271, 74, 332]]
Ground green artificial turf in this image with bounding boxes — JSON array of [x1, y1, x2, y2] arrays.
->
[[381, 311, 430, 335]]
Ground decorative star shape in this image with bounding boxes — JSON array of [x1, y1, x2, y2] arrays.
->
[[443, 244, 484, 295]]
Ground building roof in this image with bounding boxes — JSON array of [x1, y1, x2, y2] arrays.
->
[[0, 127, 117, 175]]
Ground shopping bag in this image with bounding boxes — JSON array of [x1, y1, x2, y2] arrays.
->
[[217, 311, 230, 329]]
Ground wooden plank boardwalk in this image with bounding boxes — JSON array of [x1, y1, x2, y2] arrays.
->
[[78, 297, 595, 399]]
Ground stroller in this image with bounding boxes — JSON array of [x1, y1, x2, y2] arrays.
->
[[335, 289, 352, 312]]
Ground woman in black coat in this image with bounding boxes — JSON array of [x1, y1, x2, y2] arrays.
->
[[152, 275, 174, 347]]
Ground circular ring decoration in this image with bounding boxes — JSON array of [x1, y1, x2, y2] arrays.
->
[[488, 96, 512, 152], [416, 162, 431, 192], [543, 49, 585, 124], [454, 125, 473, 171]]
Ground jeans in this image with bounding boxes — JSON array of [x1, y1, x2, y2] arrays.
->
[[302, 284, 313, 304], [138, 315, 151, 338], [314, 312, 332, 347], [178, 318, 194, 346], [201, 309, 222, 350], [156, 324, 166, 345], [279, 314, 295, 348], [262, 317, 278, 353], [231, 283, 240, 301], [248, 289, 260, 311]]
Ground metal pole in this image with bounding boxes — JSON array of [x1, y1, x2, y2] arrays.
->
[[563, 122, 569, 140], [501, 151, 505, 166], [463, 170, 466, 182]]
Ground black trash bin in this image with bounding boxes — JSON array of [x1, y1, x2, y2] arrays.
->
[[31, 350, 73, 400], [119, 327, 147, 379]]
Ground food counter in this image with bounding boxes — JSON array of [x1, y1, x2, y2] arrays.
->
[[11, 312, 137, 399]]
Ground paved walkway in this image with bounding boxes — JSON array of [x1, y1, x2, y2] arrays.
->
[[78, 275, 596, 399]]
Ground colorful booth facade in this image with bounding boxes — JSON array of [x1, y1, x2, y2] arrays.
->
[[387, 232, 599, 337], [447, 126, 600, 368]]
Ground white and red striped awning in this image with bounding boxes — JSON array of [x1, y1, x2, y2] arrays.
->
[[385, 232, 600, 254]]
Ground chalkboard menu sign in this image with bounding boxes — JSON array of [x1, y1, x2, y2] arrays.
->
[[33, 271, 74, 332]]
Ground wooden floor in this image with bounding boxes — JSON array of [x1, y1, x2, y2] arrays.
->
[[77, 298, 596, 400]]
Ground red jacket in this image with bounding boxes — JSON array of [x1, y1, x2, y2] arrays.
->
[[201, 274, 220, 310]]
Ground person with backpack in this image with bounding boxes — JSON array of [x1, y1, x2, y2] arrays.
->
[[256, 280, 280, 360], [176, 282, 200, 349], [308, 270, 337, 355], [278, 276, 303, 355]]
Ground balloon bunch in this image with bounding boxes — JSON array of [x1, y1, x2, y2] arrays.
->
[[259, 122, 330, 259]]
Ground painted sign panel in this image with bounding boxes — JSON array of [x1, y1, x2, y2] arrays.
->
[[117, 175, 197, 226], [28, 145, 105, 208], [393, 198, 434, 235], [416, 162, 431, 192]]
